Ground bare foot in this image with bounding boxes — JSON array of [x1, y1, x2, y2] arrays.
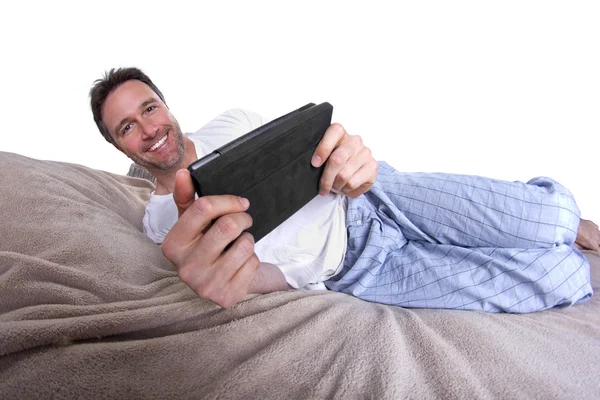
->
[[575, 219, 600, 252]]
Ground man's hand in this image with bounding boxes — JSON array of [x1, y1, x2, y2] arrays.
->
[[575, 218, 600, 252], [161, 169, 260, 308], [311, 123, 378, 198]]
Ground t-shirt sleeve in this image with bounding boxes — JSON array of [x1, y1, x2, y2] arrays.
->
[[142, 193, 179, 244], [187, 109, 266, 155]]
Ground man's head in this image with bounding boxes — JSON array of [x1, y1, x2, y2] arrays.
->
[[90, 67, 185, 172]]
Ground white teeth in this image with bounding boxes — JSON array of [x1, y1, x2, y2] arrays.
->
[[149, 134, 167, 151]]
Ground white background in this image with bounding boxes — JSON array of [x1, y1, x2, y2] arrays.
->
[[1, 1, 598, 222]]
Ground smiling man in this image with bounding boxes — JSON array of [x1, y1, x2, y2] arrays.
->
[[90, 67, 598, 312], [90, 67, 380, 304], [94, 78, 194, 195]]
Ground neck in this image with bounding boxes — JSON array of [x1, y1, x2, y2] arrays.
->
[[151, 137, 197, 195]]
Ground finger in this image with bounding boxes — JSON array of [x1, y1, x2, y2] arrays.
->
[[178, 233, 255, 304], [319, 136, 361, 196], [331, 146, 374, 194], [173, 169, 196, 218], [345, 183, 375, 199], [319, 150, 350, 196], [311, 123, 348, 168], [162, 195, 250, 263], [340, 161, 379, 198], [214, 252, 261, 308], [190, 212, 254, 265], [329, 151, 363, 194]]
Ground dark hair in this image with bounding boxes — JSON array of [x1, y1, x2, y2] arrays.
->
[[89, 67, 167, 145]]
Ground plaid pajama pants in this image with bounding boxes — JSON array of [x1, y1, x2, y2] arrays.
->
[[325, 162, 593, 313]]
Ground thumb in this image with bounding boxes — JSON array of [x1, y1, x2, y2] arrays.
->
[[173, 169, 196, 218]]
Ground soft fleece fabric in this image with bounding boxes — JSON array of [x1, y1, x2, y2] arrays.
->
[[1, 151, 599, 399]]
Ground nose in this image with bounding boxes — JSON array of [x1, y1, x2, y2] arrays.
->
[[140, 119, 158, 139]]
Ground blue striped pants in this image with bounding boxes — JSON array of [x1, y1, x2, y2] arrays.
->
[[325, 162, 593, 313]]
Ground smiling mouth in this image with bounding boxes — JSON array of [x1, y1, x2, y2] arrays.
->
[[148, 133, 168, 152]]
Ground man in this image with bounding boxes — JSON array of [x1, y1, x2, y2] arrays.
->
[[91, 68, 379, 304], [91, 67, 598, 312]]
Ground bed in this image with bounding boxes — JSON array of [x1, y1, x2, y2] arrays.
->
[[1, 151, 598, 399]]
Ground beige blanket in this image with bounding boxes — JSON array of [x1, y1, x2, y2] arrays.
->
[[1, 151, 598, 399]]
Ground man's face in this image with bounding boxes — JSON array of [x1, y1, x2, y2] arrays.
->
[[102, 80, 185, 172]]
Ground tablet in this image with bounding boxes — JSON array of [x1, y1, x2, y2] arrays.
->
[[187, 102, 333, 242]]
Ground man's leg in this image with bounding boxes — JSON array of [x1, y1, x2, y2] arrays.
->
[[325, 162, 592, 312], [362, 162, 581, 249], [327, 238, 592, 312]]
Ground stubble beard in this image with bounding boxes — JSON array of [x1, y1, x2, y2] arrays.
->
[[133, 121, 186, 172]]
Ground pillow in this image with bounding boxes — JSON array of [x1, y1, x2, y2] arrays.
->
[[127, 163, 155, 183], [0, 151, 188, 354]]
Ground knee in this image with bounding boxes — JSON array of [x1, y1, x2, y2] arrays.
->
[[527, 177, 581, 245]]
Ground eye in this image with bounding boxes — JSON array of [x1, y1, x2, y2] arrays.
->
[[145, 105, 157, 113], [122, 123, 133, 135]]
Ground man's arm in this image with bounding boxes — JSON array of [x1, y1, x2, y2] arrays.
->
[[163, 119, 378, 307], [162, 170, 259, 308], [252, 263, 291, 293], [161, 170, 288, 308]]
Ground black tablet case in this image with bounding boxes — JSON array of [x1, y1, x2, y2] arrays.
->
[[188, 102, 333, 242]]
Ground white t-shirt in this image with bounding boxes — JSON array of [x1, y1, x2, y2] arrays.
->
[[143, 109, 348, 290]]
